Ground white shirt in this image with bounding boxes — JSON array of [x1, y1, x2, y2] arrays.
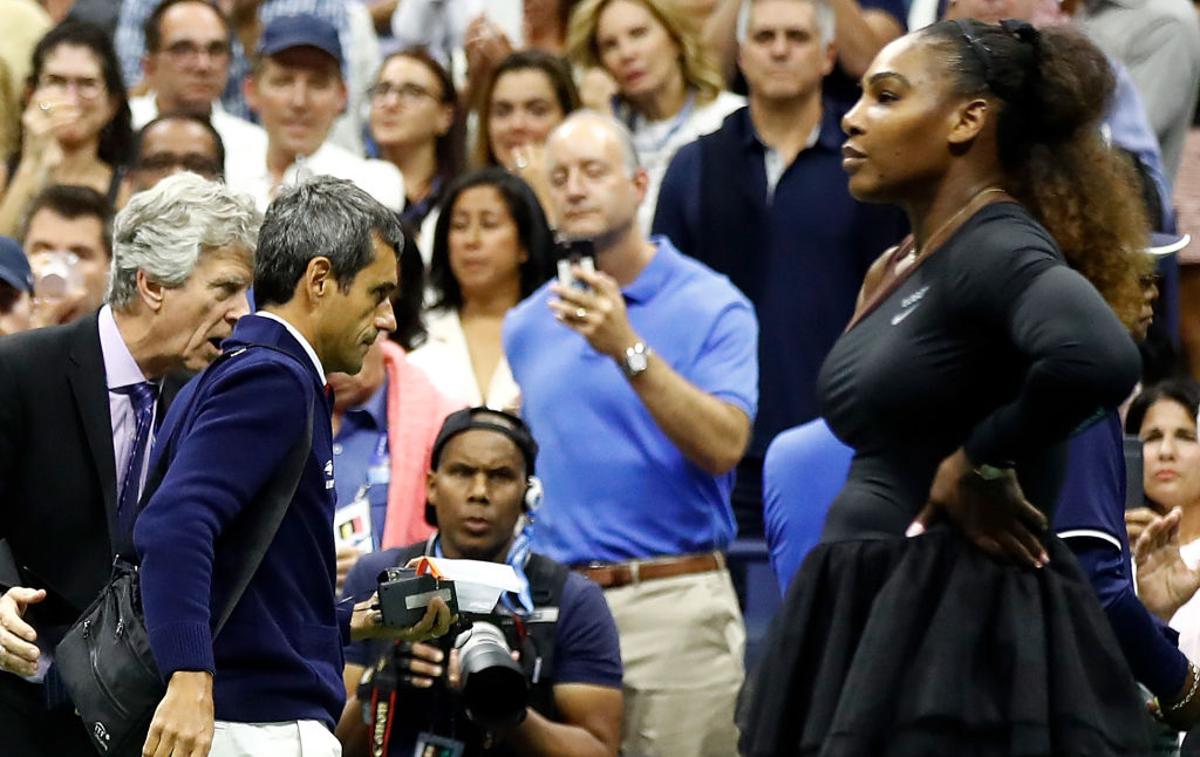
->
[[256, 311, 326, 385], [407, 307, 519, 410], [624, 90, 745, 233], [128, 93, 268, 181], [226, 139, 405, 213]]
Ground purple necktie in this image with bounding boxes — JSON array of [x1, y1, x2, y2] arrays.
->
[[117, 382, 157, 537]]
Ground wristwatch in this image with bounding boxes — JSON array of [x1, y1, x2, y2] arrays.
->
[[621, 341, 653, 378]]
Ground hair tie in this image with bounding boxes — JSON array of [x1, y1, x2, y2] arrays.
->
[[999, 18, 1040, 47]]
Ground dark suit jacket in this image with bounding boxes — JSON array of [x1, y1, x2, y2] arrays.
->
[[0, 312, 182, 631]]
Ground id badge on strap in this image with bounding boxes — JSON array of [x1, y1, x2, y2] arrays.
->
[[414, 732, 465, 757]]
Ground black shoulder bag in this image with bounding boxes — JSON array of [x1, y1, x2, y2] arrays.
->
[[54, 346, 315, 756]]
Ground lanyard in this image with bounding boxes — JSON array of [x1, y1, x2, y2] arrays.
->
[[349, 431, 390, 505], [621, 91, 697, 156]]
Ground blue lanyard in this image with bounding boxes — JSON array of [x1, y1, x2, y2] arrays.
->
[[619, 90, 697, 156]]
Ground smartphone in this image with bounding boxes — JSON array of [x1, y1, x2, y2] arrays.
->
[[555, 238, 595, 292]]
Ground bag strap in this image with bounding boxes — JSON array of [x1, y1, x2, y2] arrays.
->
[[211, 390, 312, 636], [126, 343, 316, 639]]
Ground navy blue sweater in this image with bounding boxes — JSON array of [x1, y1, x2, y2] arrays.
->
[[1054, 411, 1188, 699], [134, 315, 352, 729]]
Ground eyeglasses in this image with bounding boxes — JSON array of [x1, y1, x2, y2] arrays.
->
[[369, 81, 439, 104], [136, 152, 223, 179], [36, 74, 105, 101], [161, 40, 231, 62]]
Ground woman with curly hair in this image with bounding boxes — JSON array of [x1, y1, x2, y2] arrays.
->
[[566, 0, 743, 231], [738, 19, 1172, 756], [0, 21, 133, 236]]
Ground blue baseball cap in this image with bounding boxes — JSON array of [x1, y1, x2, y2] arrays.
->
[[0, 237, 33, 294], [257, 14, 343, 68]]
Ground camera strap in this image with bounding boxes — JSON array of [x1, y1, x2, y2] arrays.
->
[[368, 663, 399, 757]]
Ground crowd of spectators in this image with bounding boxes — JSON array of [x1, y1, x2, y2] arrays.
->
[[2, 0, 1200, 754]]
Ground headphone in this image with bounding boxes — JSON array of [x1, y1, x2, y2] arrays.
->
[[426, 407, 542, 526]]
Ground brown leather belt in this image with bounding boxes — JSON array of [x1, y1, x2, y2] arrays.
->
[[574, 551, 726, 590]]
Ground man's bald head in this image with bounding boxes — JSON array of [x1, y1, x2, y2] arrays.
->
[[544, 111, 648, 245], [547, 111, 641, 175]]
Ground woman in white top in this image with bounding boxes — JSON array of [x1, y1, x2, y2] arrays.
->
[[368, 48, 463, 265], [566, 0, 744, 231], [409, 167, 554, 410], [1127, 380, 1200, 661]]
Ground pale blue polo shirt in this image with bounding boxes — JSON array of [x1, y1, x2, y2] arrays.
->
[[503, 236, 759, 566]]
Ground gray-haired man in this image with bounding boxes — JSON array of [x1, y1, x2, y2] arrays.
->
[[0, 172, 259, 756]]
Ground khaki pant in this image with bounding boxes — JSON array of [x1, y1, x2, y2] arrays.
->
[[602, 568, 745, 757]]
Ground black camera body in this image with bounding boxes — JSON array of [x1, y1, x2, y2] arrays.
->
[[376, 567, 459, 629]]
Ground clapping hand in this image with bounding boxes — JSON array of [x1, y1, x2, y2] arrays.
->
[[1134, 507, 1200, 622]]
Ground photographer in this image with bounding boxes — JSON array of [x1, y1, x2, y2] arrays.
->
[[337, 407, 623, 757]]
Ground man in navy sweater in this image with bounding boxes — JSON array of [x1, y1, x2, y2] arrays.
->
[[134, 176, 453, 757]]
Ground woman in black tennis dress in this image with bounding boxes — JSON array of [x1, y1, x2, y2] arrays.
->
[[738, 19, 1170, 757]]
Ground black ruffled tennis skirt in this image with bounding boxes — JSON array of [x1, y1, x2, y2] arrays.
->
[[737, 528, 1153, 756]]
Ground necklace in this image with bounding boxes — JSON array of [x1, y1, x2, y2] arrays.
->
[[895, 187, 1007, 274], [912, 187, 1007, 257]]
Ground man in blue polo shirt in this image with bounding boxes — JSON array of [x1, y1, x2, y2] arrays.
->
[[654, 0, 907, 538], [504, 111, 758, 757]]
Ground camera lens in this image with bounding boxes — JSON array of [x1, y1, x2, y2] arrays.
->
[[456, 622, 528, 729]]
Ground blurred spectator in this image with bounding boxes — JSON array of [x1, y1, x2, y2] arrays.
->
[[225, 14, 404, 212], [128, 0, 267, 179], [411, 168, 554, 410], [336, 408, 624, 757], [762, 418, 852, 593], [1079, 0, 1200, 182], [654, 0, 906, 537], [0, 236, 34, 335], [40, 0, 119, 33], [474, 50, 579, 223], [505, 112, 757, 757], [1126, 380, 1200, 661], [115, 0, 351, 122], [325, 230, 464, 590], [369, 49, 462, 263], [567, 0, 745, 231], [389, 0, 520, 99], [118, 113, 225, 206], [1177, 101, 1200, 378], [0, 60, 16, 166], [0, 172, 258, 756], [0, 0, 52, 159], [0, 21, 133, 237], [21, 184, 112, 326], [391, 0, 575, 65]]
